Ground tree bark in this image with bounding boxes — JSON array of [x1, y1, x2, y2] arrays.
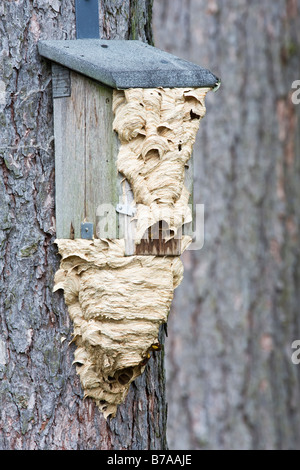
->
[[0, 0, 167, 451], [153, 0, 300, 450]]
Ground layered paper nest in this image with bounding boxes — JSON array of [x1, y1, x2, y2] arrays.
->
[[54, 238, 187, 419], [113, 87, 210, 242]]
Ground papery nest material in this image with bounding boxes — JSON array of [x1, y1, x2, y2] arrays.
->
[[113, 87, 210, 244], [54, 238, 189, 419]]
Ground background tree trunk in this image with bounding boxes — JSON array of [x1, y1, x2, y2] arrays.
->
[[153, 0, 300, 450], [0, 0, 168, 451]]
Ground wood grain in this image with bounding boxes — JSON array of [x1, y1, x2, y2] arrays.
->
[[53, 72, 119, 239], [53, 72, 86, 239]]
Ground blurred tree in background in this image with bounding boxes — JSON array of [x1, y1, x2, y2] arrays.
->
[[154, 0, 300, 449], [154, 0, 300, 450]]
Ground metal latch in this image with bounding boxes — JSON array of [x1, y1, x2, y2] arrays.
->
[[81, 222, 94, 239], [116, 204, 136, 217]]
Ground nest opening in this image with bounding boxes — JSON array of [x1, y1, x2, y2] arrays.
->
[[115, 367, 134, 385]]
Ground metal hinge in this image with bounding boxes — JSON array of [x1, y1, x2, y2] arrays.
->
[[116, 204, 136, 217]]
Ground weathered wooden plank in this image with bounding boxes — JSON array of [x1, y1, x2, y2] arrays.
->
[[53, 72, 86, 239], [84, 77, 119, 238], [51, 63, 71, 98], [54, 71, 120, 239]]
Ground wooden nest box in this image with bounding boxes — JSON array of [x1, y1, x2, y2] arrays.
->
[[38, 39, 219, 256]]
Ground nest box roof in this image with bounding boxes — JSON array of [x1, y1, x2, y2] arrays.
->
[[38, 39, 219, 90]]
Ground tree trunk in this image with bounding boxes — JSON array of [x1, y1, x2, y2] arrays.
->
[[153, 0, 300, 450], [0, 0, 167, 451]]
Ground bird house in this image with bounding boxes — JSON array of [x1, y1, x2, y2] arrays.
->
[[41, 39, 220, 418], [38, 39, 219, 256]]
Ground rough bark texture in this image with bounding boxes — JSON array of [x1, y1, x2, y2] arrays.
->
[[0, 0, 167, 450], [153, 0, 300, 450], [99, 0, 153, 44]]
